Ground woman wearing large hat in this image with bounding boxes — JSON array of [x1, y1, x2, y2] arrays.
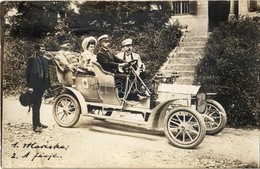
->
[[80, 36, 97, 69]]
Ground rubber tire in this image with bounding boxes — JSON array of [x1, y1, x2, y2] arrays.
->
[[163, 107, 206, 149], [53, 94, 81, 128], [204, 99, 227, 135]]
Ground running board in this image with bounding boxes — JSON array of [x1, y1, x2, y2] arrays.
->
[[84, 114, 148, 128]]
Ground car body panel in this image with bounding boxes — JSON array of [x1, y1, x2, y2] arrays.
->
[[157, 84, 200, 95]]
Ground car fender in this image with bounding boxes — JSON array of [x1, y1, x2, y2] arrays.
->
[[65, 87, 88, 115], [207, 99, 227, 117], [147, 99, 179, 129]]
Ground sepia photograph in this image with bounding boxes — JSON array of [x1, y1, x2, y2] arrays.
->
[[1, 0, 259, 168]]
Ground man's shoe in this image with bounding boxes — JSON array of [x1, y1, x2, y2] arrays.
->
[[40, 123, 48, 129], [33, 126, 42, 133], [138, 91, 149, 97], [104, 111, 112, 116], [127, 93, 138, 101]]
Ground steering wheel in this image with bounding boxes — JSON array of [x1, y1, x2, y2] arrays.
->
[[122, 59, 138, 73], [127, 59, 138, 68]]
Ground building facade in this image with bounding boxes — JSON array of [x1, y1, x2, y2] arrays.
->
[[170, 0, 259, 32]]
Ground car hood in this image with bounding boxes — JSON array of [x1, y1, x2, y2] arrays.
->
[[157, 84, 201, 95]]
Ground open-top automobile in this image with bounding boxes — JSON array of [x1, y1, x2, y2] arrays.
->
[[51, 56, 226, 149]]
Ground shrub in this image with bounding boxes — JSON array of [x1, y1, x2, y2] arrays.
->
[[195, 16, 260, 127], [3, 37, 35, 95]]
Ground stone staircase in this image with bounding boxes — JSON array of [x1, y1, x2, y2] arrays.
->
[[160, 31, 208, 85]]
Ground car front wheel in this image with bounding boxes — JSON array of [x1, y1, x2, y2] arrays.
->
[[163, 107, 206, 149]]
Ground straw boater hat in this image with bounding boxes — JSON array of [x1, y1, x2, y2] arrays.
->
[[81, 36, 97, 50], [121, 38, 133, 46], [97, 34, 109, 42]]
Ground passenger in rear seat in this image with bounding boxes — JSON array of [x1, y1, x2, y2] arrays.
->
[[55, 39, 81, 73], [80, 36, 97, 72]]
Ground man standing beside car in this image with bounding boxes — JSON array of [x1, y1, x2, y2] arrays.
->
[[26, 44, 52, 133]]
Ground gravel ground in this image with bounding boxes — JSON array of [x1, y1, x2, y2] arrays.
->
[[1, 97, 259, 168]]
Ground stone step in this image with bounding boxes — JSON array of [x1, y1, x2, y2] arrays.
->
[[177, 46, 204, 53], [174, 77, 195, 85], [175, 52, 202, 58], [183, 37, 208, 42], [168, 58, 199, 64], [165, 64, 197, 71], [185, 32, 209, 37], [179, 41, 206, 47], [159, 30, 208, 85], [170, 73, 195, 79], [163, 70, 195, 77]]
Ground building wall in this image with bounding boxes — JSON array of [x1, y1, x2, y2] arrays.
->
[[239, 0, 260, 17], [170, 0, 259, 32], [171, 0, 208, 32]]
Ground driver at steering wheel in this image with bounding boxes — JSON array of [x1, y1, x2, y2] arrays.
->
[[116, 38, 149, 100], [116, 38, 146, 76]]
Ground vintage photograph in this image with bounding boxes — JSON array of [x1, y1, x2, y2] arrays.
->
[[1, 0, 259, 168]]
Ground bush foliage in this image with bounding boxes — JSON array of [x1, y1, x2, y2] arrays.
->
[[3, 37, 35, 95], [195, 16, 260, 127]]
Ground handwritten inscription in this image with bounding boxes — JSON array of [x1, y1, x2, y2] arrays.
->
[[11, 141, 69, 161]]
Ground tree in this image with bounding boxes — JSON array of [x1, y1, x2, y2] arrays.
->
[[69, 1, 172, 34], [3, 1, 70, 37]]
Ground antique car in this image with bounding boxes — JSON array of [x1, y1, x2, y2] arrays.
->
[[51, 58, 225, 149]]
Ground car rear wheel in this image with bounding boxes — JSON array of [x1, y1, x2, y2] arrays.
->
[[163, 107, 206, 149], [53, 94, 81, 127], [203, 99, 227, 135]]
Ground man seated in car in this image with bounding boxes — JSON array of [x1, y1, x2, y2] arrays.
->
[[116, 38, 149, 100], [116, 38, 146, 77], [54, 39, 84, 85], [96, 34, 127, 98], [55, 39, 80, 71]]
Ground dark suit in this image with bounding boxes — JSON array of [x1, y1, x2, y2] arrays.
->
[[96, 47, 125, 73], [96, 47, 127, 97], [26, 53, 52, 128]]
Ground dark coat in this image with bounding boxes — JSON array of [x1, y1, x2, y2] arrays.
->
[[26, 53, 51, 89], [96, 48, 125, 73]]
